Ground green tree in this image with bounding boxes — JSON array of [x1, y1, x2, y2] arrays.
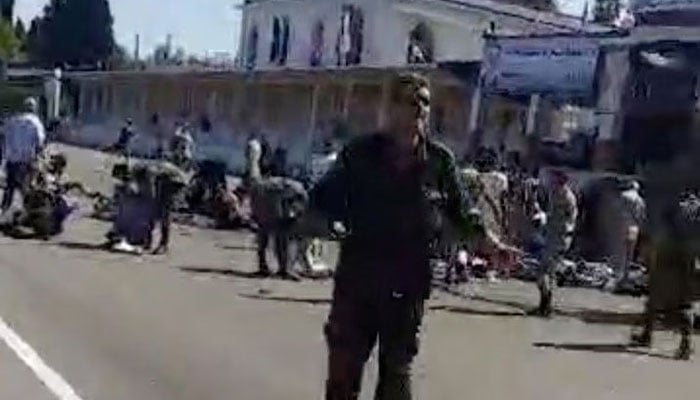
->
[[29, 0, 116, 67], [107, 44, 132, 69], [14, 18, 24, 40], [0, 20, 18, 60], [26, 17, 39, 58], [593, 0, 620, 24], [14, 18, 25, 52]]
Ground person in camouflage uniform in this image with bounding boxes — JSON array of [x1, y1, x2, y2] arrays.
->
[[150, 161, 189, 254], [630, 149, 700, 360], [309, 73, 489, 400], [532, 169, 578, 317], [245, 138, 309, 281]]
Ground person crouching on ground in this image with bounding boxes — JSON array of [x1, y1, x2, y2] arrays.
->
[[104, 162, 185, 254], [2, 169, 75, 240], [105, 164, 156, 252]]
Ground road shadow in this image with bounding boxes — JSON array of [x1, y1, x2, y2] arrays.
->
[[430, 304, 525, 317], [216, 244, 256, 252], [558, 309, 641, 327], [179, 266, 332, 283], [179, 266, 262, 279], [533, 342, 676, 360], [434, 285, 653, 327], [54, 241, 109, 252], [239, 292, 332, 305], [435, 285, 533, 313]]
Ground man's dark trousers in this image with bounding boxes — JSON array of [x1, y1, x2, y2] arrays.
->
[[324, 283, 425, 400], [2, 162, 31, 211]]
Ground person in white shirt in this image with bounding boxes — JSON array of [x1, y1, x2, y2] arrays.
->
[[169, 121, 195, 170], [2, 97, 46, 211]]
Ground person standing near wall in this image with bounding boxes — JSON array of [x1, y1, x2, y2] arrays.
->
[[170, 121, 195, 171], [603, 178, 646, 291], [151, 113, 165, 159], [1, 97, 46, 213]]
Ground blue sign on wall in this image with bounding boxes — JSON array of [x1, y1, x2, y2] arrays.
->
[[483, 36, 601, 97]]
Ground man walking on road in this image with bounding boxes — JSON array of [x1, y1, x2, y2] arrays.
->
[[309, 73, 489, 400], [609, 179, 646, 291], [1, 97, 46, 212], [532, 168, 578, 317]]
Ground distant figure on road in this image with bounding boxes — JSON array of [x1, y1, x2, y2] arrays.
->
[[605, 178, 646, 291], [105, 118, 136, 159], [269, 146, 288, 177], [309, 73, 496, 400], [170, 121, 195, 171], [1, 97, 46, 213], [151, 113, 166, 159]]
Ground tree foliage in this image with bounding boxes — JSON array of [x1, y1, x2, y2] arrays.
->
[[28, 0, 116, 67], [14, 18, 24, 40], [151, 43, 186, 66], [0, 19, 18, 60], [593, 0, 621, 24], [14, 18, 25, 52]]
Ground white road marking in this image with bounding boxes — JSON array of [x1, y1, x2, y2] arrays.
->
[[0, 316, 85, 400]]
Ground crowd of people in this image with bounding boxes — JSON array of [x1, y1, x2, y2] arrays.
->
[[0, 70, 697, 400]]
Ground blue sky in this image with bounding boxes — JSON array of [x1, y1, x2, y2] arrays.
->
[[14, 0, 585, 57], [15, 0, 243, 57]]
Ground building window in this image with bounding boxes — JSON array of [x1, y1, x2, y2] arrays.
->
[[280, 16, 290, 65], [270, 17, 281, 63], [336, 5, 363, 66], [310, 21, 324, 67], [247, 25, 259, 69], [407, 23, 434, 64], [270, 16, 290, 65]]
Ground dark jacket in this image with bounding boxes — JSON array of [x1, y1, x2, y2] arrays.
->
[[309, 133, 480, 298]]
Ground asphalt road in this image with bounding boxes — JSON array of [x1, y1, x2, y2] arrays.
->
[[0, 144, 698, 400]]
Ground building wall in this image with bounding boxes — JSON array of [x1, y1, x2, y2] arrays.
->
[[241, 0, 390, 69], [239, 0, 584, 70], [70, 71, 475, 172]]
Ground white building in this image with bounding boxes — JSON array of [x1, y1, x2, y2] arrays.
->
[[238, 0, 601, 70], [64, 0, 609, 171]]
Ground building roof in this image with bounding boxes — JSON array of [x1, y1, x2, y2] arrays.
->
[[400, 0, 612, 32]]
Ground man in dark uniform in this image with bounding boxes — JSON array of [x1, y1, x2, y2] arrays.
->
[[629, 138, 700, 360], [309, 73, 487, 400]]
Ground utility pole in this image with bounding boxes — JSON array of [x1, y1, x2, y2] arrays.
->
[[166, 34, 173, 60], [134, 34, 140, 61]]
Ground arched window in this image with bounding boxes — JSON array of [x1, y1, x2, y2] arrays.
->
[[246, 25, 259, 69], [270, 16, 290, 65], [280, 16, 290, 65], [310, 21, 324, 67], [336, 5, 363, 66], [270, 17, 281, 63], [407, 23, 434, 64]]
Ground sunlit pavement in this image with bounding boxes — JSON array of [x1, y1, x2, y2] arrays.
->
[[0, 144, 697, 400]]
